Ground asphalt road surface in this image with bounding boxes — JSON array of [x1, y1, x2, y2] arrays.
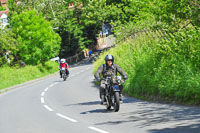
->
[[0, 61, 200, 133]]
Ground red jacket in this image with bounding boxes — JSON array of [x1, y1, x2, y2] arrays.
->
[[59, 63, 69, 69]]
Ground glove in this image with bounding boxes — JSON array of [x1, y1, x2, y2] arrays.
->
[[124, 76, 128, 80], [96, 77, 101, 82]]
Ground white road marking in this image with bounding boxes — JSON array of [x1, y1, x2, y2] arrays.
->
[[44, 105, 53, 111], [76, 72, 81, 75], [41, 92, 45, 96], [80, 70, 85, 73], [49, 84, 54, 87], [41, 97, 45, 103], [56, 113, 77, 122], [70, 68, 91, 77], [88, 126, 110, 133], [86, 67, 91, 70], [44, 88, 49, 92]]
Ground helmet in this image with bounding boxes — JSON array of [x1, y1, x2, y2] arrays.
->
[[105, 54, 114, 63], [60, 58, 65, 63]]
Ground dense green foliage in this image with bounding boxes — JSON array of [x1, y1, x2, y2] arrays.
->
[[0, 61, 59, 90], [10, 10, 61, 65], [0, 29, 18, 66], [7, 0, 97, 57], [6, 0, 200, 57]]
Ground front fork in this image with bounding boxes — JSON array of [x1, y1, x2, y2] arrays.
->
[[105, 85, 120, 106], [105, 87, 109, 105]]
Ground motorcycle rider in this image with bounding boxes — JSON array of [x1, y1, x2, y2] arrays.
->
[[59, 58, 69, 78], [94, 54, 128, 104]]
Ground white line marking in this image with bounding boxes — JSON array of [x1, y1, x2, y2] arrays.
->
[[41, 97, 45, 103], [73, 73, 78, 76], [41, 92, 45, 96], [80, 70, 85, 73], [44, 105, 53, 111], [49, 84, 54, 87], [56, 113, 77, 122], [54, 82, 58, 85], [86, 67, 90, 70], [76, 72, 81, 75], [88, 126, 110, 133], [44, 88, 49, 92]]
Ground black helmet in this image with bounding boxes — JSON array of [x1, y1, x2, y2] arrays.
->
[[105, 54, 114, 63]]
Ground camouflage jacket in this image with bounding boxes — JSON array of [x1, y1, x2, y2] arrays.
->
[[94, 64, 127, 79]]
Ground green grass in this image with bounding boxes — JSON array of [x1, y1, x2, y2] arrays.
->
[[94, 28, 200, 105], [0, 61, 59, 90]]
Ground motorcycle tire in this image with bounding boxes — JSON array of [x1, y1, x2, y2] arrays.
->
[[113, 92, 120, 112], [62, 74, 67, 81]]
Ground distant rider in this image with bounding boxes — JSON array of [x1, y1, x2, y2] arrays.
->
[[88, 50, 92, 57], [59, 59, 69, 78], [94, 54, 128, 104]]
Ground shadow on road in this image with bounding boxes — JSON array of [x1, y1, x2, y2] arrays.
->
[[53, 80, 65, 83], [64, 101, 100, 107], [64, 101, 111, 113], [148, 123, 200, 133], [80, 109, 114, 114], [64, 100, 136, 114], [94, 100, 200, 133]]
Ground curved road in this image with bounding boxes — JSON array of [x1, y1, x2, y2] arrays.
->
[[0, 62, 200, 133]]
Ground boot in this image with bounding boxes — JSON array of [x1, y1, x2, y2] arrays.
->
[[100, 95, 106, 105]]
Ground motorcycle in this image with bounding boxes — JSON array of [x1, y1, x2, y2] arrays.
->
[[61, 67, 68, 81], [104, 75, 124, 112]]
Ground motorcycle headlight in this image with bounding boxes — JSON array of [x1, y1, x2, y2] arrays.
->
[[113, 85, 120, 91]]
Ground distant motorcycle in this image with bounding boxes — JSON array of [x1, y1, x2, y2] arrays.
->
[[104, 75, 124, 112], [61, 67, 68, 81]]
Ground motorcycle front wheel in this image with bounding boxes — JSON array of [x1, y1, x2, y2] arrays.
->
[[63, 74, 67, 81], [113, 92, 120, 112]]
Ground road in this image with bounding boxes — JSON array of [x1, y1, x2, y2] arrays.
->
[[0, 61, 200, 133]]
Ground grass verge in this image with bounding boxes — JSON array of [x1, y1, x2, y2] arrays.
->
[[0, 61, 59, 90]]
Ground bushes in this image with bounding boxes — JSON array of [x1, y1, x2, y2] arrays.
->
[[0, 28, 18, 66], [152, 27, 200, 104], [10, 10, 61, 65]]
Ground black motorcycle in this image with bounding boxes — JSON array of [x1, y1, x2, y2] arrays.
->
[[104, 76, 124, 112], [61, 67, 68, 81]]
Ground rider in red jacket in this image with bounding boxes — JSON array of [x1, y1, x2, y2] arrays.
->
[[59, 59, 69, 78]]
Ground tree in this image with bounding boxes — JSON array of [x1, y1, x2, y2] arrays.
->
[[0, 28, 18, 66], [10, 10, 61, 65]]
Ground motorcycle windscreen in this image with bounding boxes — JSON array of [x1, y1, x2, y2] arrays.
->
[[113, 85, 120, 91]]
